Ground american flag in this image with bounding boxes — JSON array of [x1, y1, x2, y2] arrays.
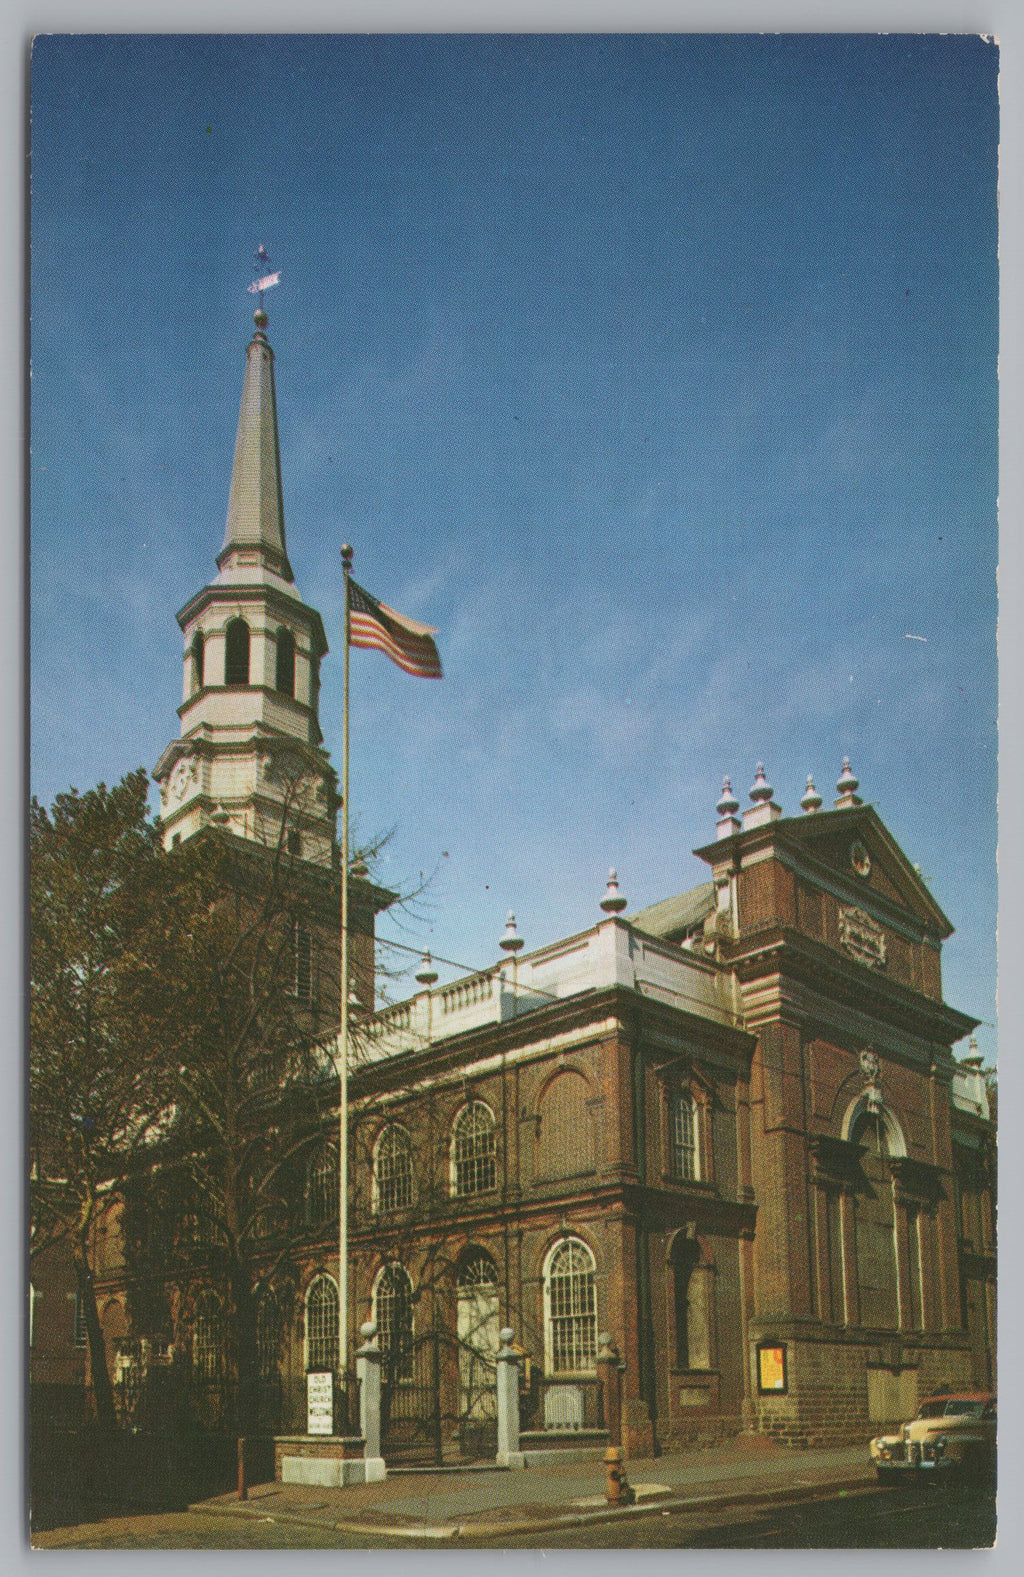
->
[[347, 579, 443, 679]]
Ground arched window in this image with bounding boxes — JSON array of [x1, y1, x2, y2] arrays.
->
[[544, 1238, 598, 1376], [374, 1124, 413, 1214], [374, 1263, 414, 1381], [537, 1070, 593, 1180], [852, 1111, 899, 1330], [457, 1252, 500, 1419], [191, 629, 205, 691], [305, 1274, 339, 1374], [275, 627, 296, 697], [671, 1093, 699, 1181], [256, 1286, 283, 1380], [305, 1140, 339, 1227], [451, 1101, 497, 1197], [192, 1295, 222, 1380], [225, 617, 250, 685]]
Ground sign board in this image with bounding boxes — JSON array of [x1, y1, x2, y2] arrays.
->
[[756, 1342, 788, 1395], [306, 1370, 334, 1436]]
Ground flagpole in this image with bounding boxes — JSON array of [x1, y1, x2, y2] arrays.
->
[[339, 543, 353, 1405]]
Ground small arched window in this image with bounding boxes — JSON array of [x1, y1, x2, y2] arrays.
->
[[374, 1125, 413, 1214], [544, 1238, 598, 1376], [375, 1263, 414, 1381], [191, 630, 205, 691], [305, 1140, 339, 1227], [275, 627, 296, 697], [671, 1093, 699, 1181], [192, 1295, 223, 1380], [225, 617, 250, 685], [451, 1102, 497, 1197], [305, 1273, 339, 1374]]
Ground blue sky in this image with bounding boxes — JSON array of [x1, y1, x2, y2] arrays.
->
[[30, 33, 999, 1059]]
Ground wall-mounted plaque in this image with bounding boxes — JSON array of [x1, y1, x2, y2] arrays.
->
[[838, 905, 887, 969]]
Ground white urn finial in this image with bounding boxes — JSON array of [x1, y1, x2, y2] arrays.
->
[[600, 867, 627, 914], [499, 910, 524, 953]]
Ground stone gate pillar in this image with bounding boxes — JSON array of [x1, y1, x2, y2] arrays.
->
[[496, 1326, 525, 1467], [356, 1320, 386, 1482]]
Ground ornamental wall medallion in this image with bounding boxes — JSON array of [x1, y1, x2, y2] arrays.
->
[[849, 840, 872, 878], [838, 905, 887, 969]]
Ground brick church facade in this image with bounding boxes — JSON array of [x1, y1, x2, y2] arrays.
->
[[31, 309, 995, 1454]]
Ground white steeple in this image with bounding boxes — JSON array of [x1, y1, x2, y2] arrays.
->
[[154, 307, 338, 865]]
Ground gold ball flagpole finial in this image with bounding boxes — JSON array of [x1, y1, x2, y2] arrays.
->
[[341, 544, 353, 570]]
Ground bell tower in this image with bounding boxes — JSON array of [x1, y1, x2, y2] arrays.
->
[[154, 307, 338, 865]]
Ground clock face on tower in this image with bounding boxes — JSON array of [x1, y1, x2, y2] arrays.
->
[[169, 756, 197, 803]]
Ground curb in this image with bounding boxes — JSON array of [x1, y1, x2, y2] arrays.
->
[[191, 1471, 878, 1542]]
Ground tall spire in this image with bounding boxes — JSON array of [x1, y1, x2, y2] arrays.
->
[[219, 309, 293, 582]]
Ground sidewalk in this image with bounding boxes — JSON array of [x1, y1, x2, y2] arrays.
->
[[192, 1438, 877, 1541]]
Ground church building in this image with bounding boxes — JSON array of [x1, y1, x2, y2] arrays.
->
[[42, 307, 993, 1459]]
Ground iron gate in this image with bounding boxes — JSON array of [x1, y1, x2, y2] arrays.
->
[[380, 1328, 498, 1465]]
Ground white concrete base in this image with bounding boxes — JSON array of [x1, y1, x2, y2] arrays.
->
[[281, 1455, 387, 1487], [496, 1450, 527, 1469], [520, 1446, 608, 1467]]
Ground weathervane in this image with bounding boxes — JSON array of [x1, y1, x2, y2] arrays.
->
[[247, 244, 281, 311]]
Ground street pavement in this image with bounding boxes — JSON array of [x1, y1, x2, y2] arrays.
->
[[188, 1437, 879, 1542]]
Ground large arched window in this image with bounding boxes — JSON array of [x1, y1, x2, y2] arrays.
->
[[224, 617, 251, 685], [191, 629, 205, 691], [192, 1295, 223, 1380], [852, 1111, 899, 1330], [671, 1093, 699, 1181], [537, 1070, 593, 1179], [373, 1124, 413, 1214], [451, 1101, 497, 1197], [305, 1273, 339, 1374], [305, 1140, 339, 1227], [544, 1238, 598, 1376], [275, 627, 296, 697], [374, 1263, 414, 1381]]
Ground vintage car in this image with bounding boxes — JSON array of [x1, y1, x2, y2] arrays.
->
[[870, 1392, 996, 1483]]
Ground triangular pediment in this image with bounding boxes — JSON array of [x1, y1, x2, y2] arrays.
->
[[776, 806, 953, 938]]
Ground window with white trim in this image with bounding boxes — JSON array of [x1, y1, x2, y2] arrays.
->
[[671, 1092, 699, 1181], [545, 1238, 598, 1376], [305, 1139, 339, 1227], [451, 1101, 497, 1197], [305, 1273, 339, 1374], [375, 1263, 414, 1381], [224, 617, 251, 685], [374, 1124, 413, 1213], [192, 1296, 223, 1380]]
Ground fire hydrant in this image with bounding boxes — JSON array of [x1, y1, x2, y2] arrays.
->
[[604, 1445, 634, 1506]]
